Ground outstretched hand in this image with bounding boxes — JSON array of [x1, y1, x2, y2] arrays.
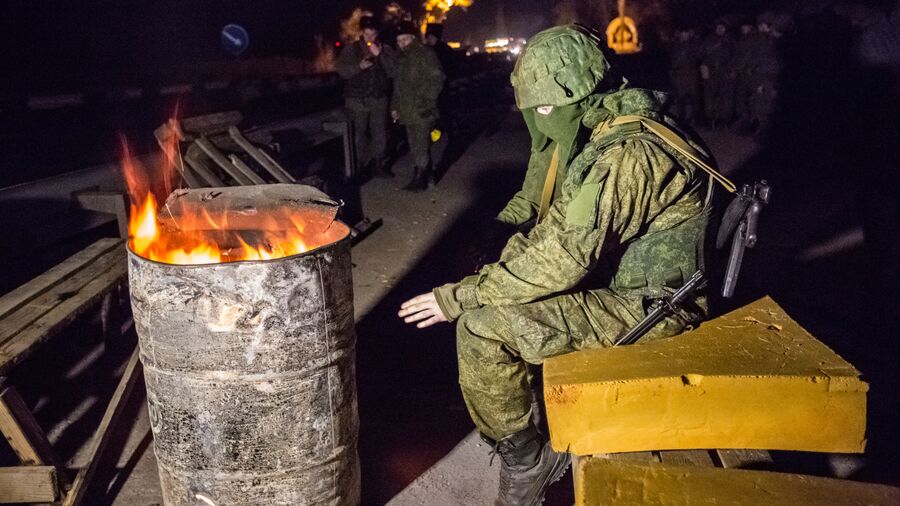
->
[[399, 292, 449, 328]]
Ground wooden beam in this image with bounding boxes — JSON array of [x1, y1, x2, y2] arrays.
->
[[0, 247, 123, 344], [194, 137, 259, 185], [0, 387, 55, 466], [74, 191, 130, 239], [659, 449, 716, 467], [0, 239, 122, 320], [0, 466, 58, 503], [0, 252, 127, 375], [717, 449, 774, 469], [62, 349, 142, 506]]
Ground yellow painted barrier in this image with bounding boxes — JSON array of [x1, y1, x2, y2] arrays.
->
[[544, 296, 867, 455], [574, 458, 900, 506]]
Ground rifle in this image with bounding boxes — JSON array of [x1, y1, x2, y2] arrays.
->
[[614, 180, 772, 346], [718, 181, 771, 298]]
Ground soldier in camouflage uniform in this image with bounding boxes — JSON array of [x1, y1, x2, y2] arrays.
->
[[700, 21, 736, 128], [390, 21, 446, 191], [399, 24, 717, 505], [336, 16, 395, 177], [732, 22, 758, 133], [669, 29, 702, 124], [746, 13, 787, 135]]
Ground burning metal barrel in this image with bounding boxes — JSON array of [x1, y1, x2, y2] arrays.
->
[[127, 184, 360, 505]]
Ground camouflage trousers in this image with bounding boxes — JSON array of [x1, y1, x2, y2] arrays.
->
[[404, 121, 435, 169], [456, 288, 693, 441], [347, 96, 389, 166]]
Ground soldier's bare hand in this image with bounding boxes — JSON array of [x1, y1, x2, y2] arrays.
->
[[359, 59, 375, 70], [391, 110, 400, 121], [399, 292, 448, 328]]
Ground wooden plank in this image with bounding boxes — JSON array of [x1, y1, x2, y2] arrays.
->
[[658, 449, 716, 467], [194, 137, 258, 185], [229, 127, 296, 183], [717, 449, 774, 469], [0, 387, 70, 489], [0, 466, 58, 503], [603, 451, 659, 462], [0, 254, 127, 374], [184, 145, 227, 187], [0, 387, 54, 465], [63, 349, 142, 506], [0, 247, 124, 345], [0, 239, 122, 320]]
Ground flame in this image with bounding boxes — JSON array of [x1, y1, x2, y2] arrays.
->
[[422, 0, 473, 31], [122, 136, 341, 266]]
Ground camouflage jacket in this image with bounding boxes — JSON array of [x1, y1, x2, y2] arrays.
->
[[389, 40, 445, 124], [435, 88, 714, 321], [336, 39, 394, 99]]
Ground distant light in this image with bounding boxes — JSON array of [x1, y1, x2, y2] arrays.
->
[[335, 41, 341, 47], [510, 46, 521, 55], [447, 41, 462, 49]]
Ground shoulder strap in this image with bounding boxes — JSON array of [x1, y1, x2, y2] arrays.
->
[[537, 145, 560, 223], [603, 115, 737, 193]]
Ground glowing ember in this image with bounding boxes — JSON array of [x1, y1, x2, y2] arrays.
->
[[122, 139, 346, 265]]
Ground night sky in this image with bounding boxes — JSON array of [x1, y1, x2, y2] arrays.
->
[[0, 0, 555, 95]]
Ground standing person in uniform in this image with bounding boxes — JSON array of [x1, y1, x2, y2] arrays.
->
[[390, 21, 446, 192], [732, 21, 758, 133], [700, 20, 736, 128], [398, 24, 720, 505], [336, 15, 395, 178], [747, 12, 787, 135], [669, 28, 702, 125]]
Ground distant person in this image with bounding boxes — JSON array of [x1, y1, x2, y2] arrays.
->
[[700, 20, 736, 128], [732, 22, 757, 133], [336, 15, 395, 178], [425, 23, 456, 78], [746, 13, 788, 136], [390, 21, 445, 191], [668, 29, 702, 124]]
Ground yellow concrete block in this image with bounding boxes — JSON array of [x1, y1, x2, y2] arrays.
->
[[544, 296, 867, 455], [574, 457, 900, 506]]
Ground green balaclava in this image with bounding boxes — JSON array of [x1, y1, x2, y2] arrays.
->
[[511, 24, 612, 171]]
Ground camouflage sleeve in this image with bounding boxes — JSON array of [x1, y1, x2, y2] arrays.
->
[[455, 139, 692, 309], [417, 47, 446, 106], [335, 45, 360, 80], [496, 144, 556, 227]]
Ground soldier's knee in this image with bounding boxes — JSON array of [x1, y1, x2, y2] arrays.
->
[[455, 307, 508, 361]]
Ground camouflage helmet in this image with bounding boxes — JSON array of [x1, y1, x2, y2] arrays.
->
[[510, 24, 611, 109]]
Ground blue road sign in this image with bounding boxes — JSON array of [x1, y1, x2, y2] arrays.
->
[[221, 24, 249, 56]]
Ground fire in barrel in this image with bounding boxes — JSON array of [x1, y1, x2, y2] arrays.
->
[[124, 151, 360, 504]]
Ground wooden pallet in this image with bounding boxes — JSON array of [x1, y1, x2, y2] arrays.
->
[[0, 238, 141, 505]]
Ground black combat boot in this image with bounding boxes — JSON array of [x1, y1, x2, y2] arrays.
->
[[402, 165, 432, 192], [485, 425, 571, 506]]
